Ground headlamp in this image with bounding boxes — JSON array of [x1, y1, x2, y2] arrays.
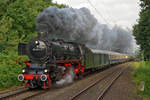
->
[[44, 69, 48, 73], [22, 69, 25, 73]]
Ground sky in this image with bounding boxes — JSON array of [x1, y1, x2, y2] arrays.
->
[[53, 0, 140, 29]]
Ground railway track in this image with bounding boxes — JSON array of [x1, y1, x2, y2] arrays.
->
[[0, 87, 48, 100], [0, 87, 28, 99], [21, 90, 48, 100], [70, 66, 127, 100]]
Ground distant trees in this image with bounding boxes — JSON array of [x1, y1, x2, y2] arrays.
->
[[133, 0, 150, 60]]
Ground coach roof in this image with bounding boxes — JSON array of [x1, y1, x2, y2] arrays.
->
[[90, 49, 128, 56]]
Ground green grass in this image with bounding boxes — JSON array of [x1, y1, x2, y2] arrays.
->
[[132, 61, 150, 99]]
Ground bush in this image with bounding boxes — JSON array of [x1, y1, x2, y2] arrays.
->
[[0, 49, 27, 89]]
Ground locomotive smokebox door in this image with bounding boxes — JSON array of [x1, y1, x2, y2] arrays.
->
[[18, 43, 27, 55]]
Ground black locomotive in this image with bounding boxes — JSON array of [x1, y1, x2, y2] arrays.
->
[[18, 36, 85, 88]]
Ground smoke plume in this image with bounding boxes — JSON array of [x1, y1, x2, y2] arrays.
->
[[36, 6, 137, 54]]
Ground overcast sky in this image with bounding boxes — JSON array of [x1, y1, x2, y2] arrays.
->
[[53, 0, 140, 29]]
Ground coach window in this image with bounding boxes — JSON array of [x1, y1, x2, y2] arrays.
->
[[99, 54, 101, 65], [97, 54, 99, 66]]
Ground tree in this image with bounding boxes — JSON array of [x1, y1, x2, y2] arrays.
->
[[0, 0, 65, 43], [133, 0, 150, 60]]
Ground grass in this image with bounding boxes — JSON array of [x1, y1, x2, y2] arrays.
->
[[131, 61, 150, 99]]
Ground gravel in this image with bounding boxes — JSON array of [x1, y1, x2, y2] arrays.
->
[[102, 66, 143, 100]]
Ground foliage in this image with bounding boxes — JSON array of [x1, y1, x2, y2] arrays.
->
[[0, 50, 28, 89], [0, 0, 65, 43], [133, 0, 150, 60], [133, 1, 150, 98], [0, 0, 65, 89], [132, 61, 150, 98]]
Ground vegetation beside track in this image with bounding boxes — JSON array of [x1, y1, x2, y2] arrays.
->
[[131, 61, 150, 99], [132, 0, 150, 99], [0, 0, 65, 90]]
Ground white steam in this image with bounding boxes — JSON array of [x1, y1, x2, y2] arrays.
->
[[55, 68, 75, 87], [36, 6, 137, 54]]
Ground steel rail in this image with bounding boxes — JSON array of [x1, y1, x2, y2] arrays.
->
[[97, 67, 126, 100], [22, 90, 48, 100], [0, 88, 28, 99]]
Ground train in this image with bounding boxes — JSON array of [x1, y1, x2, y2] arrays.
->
[[17, 36, 132, 89]]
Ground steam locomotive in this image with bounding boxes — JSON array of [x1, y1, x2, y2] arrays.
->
[[18, 36, 132, 89]]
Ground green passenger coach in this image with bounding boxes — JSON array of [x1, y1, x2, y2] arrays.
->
[[83, 48, 131, 70]]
